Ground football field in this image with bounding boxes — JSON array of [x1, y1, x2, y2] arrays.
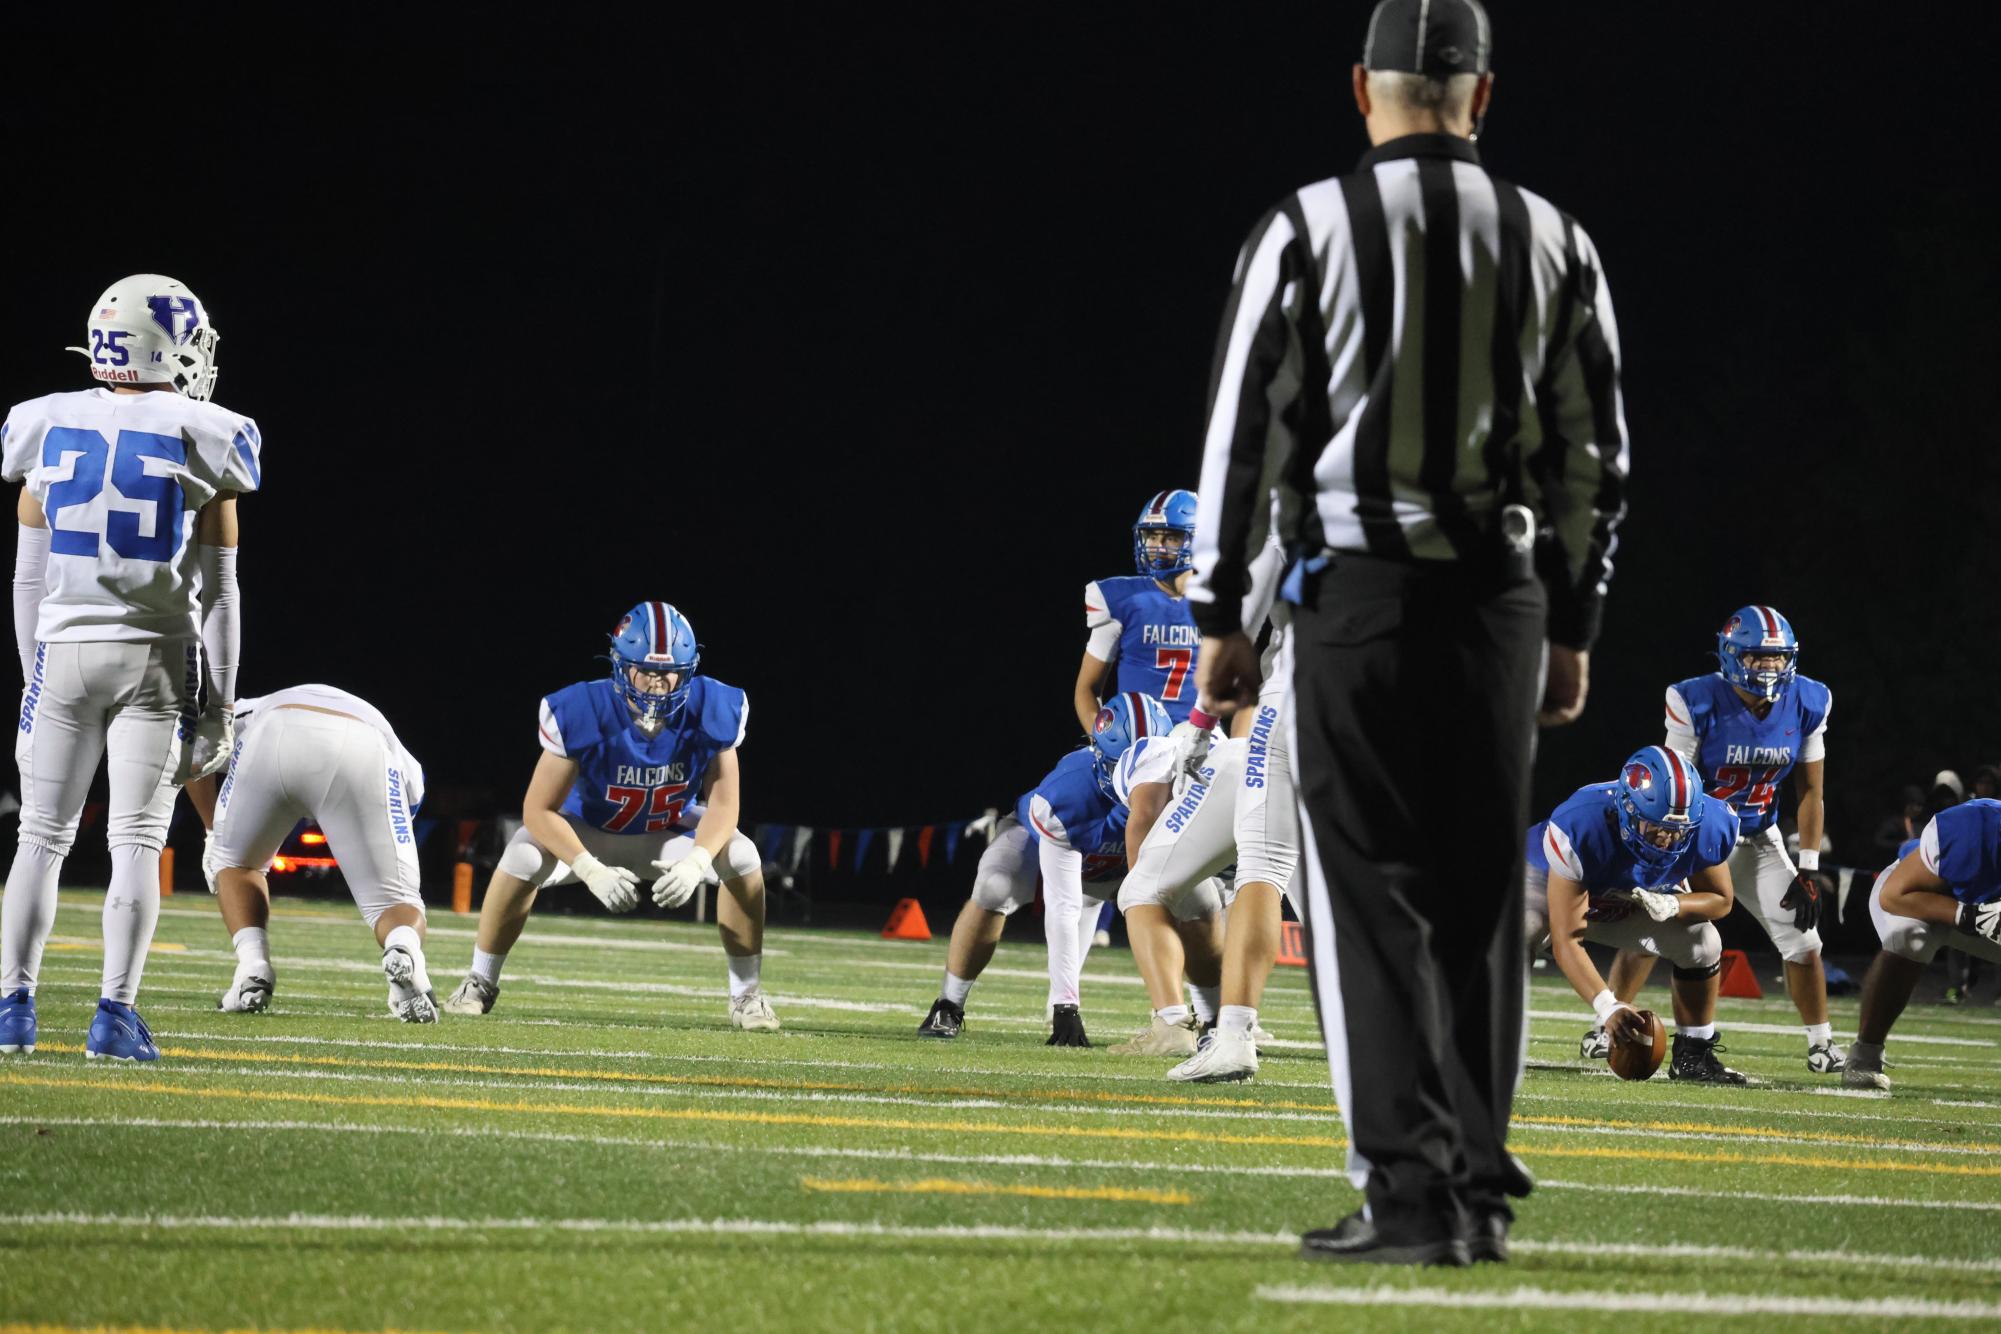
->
[[3, 891, 2000, 1332]]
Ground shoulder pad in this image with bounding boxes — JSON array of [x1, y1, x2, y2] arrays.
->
[[1693, 796, 1741, 867], [691, 677, 748, 749], [1792, 676, 1832, 732], [543, 680, 609, 756]]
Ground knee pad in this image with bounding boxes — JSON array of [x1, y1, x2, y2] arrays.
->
[[1116, 874, 1163, 916], [719, 831, 763, 882], [970, 864, 1032, 916], [1778, 928, 1823, 965], [1671, 923, 1723, 977], [498, 833, 555, 882], [1875, 911, 1939, 965], [1165, 876, 1225, 921]]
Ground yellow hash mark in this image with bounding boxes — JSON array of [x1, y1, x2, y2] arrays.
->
[[0, 1072, 1338, 1150], [1518, 1112, 2001, 1156], [0, 1325, 456, 1334], [29, 1041, 1341, 1115], [40, 941, 184, 953], [799, 1176, 1191, 1205]]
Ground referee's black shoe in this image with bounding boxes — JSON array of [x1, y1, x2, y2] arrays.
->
[[1046, 1004, 1090, 1047], [1462, 1197, 1512, 1263], [916, 998, 963, 1039], [1668, 1032, 1748, 1084], [1300, 1210, 1470, 1267]]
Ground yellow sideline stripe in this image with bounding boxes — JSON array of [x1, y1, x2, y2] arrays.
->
[[1516, 1113, 2001, 1156], [799, 1176, 1192, 1205], [27, 1041, 1343, 1114], [0, 1326, 454, 1334], [0, 1073, 1337, 1149], [8, 1072, 2001, 1177]]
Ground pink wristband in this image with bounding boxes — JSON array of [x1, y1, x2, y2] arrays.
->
[[1188, 706, 1217, 731]]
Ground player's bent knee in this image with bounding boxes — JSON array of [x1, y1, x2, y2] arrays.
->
[[1877, 913, 1939, 965], [497, 834, 555, 882], [971, 875, 1031, 916], [1779, 931, 1822, 965], [719, 832, 762, 882], [1116, 877, 1164, 915], [1675, 923, 1723, 974]]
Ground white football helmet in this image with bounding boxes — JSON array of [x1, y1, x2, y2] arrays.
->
[[66, 274, 220, 401]]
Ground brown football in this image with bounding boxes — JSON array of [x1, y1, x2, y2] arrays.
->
[[1606, 1010, 1667, 1081]]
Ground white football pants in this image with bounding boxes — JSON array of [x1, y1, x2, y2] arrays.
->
[[1521, 863, 1723, 974], [498, 810, 763, 889], [1728, 822, 1823, 963], [212, 706, 424, 927], [1870, 868, 2001, 966], [961, 817, 1118, 1009]]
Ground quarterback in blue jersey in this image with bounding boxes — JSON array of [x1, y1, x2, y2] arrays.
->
[[440, 603, 778, 1031], [1588, 607, 1843, 1072], [1524, 747, 1748, 1084], [1846, 799, 2001, 1089], [919, 694, 1166, 1046], [1074, 490, 1202, 732]]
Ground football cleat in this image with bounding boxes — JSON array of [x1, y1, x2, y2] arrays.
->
[[1109, 1014, 1197, 1056], [1092, 928, 1112, 949], [1047, 1003, 1091, 1047], [85, 1000, 160, 1061], [383, 947, 438, 1024], [917, 998, 964, 1039], [729, 990, 781, 1032], [1942, 985, 1967, 1006], [1251, 1022, 1274, 1046], [0, 988, 36, 1055], [1843, 1062, 1891, 1090], [1579, 1026, 1611, 1060], [1807, 1041, 1847, 1073], [1667, 1032, 1747, 1085], [443, 974, 499, 1016], [218, 960, 275, 1014], [1167, 1028, 1258, 1082]]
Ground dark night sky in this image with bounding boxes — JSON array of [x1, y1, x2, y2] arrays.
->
[[6, 8, 1997, 859]]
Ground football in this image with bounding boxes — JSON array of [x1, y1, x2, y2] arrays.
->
[[1607, 1009, 1668, 1081]]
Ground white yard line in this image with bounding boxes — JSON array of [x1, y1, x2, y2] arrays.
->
[[1526, 1007, 1993, 1048], [1256, 1285, 2001, 1319], [1536, 1177, 2001, 1213]]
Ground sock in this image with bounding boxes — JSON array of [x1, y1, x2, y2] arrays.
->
[[1154, 1004, 1190, 1027], [1, 841, 64, 994], [101, 845, 162, 1006], [470, 947, 507, 985], [727, 953, 761, 1000], [1849, 1039, 1885, 1070], [1189, 984, 1220, 1025], [230, 926, 270, 966], [941, 971, 974, 1007], [1682, 1022, 1716, 1041], [1219, 1004, 1258, 1037], [383, 924, 431, 990], [1805, 1021, 1833, 1047]]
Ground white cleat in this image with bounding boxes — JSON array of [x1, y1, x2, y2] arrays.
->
[[729, 990, 781, 1032], [443, 974, 498, 1016], [1808, 1041, 1848, 1074], [1251, 1022, 1274, 1046], [218, 960, 276, 1014], [1109, 1015, 1198, 1057], [1843, 1063, 1891, 1091], [1167, 1028, 1259, 1083], [383, 947, 438, 1024], [1579, 1026, 1611, 1060]]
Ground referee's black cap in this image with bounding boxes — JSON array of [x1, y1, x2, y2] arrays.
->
[[1362, 0, 1492, 76]]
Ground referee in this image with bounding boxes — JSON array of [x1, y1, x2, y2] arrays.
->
[[1188, 0, 1628, 1266]]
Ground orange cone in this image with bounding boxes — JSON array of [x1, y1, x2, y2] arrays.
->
[[452, 861, 474, 914], [159, 846, 175, 897], [1276, 920, 1307, 967], [881, 898, 932, 941], [1717, 948, 1763, 999]]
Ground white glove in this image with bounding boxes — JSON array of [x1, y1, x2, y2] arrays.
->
[[178, 706, 235, 784], [651, 845, 715, 909], [570, 850, 641, 912], [1626, 888, 1682, 923], [1167, 719, 1213, 781], [202, 829, 222, 894]]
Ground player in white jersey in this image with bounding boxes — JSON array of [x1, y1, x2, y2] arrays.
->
[[183, 687, 435, 1022], [0, 276, 258, 1062]]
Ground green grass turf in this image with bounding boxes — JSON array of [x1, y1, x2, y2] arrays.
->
[[3, 888, 1999, 1333]]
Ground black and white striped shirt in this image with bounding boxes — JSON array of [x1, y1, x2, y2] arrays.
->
[[1188, 133, 1628, 649]]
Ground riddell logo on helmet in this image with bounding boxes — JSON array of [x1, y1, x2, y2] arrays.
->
[[1623, 762, 1653, 790], [92, 366, 142, 383]]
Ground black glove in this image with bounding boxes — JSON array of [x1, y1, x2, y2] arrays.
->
[[1046, 1003, 1091, 1048], [1957, 899, 2001, 945], [1780, 869, 1823, 933]]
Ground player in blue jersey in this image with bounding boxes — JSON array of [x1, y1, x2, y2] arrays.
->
[[1580, 607, 1844, 1073], [1524, 747, 1748, 1084], [918, 693, 1166, 1045], [1846, 798, 2001, 1089], [438, 602, 778, 1031]]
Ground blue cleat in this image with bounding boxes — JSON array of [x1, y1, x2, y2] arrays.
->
[[0, 988, 35, 1055], [85, 999, 159, 1062]]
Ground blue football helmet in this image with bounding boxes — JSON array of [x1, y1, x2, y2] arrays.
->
[[1614, 746, 1705, 874], [1132, 489, 1198, 580], [1717, 605, 1799, 702], [1091, 692, 1170, 794], [608, 601, 700, 726]]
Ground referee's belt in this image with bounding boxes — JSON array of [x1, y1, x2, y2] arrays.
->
[[1280, 505, 1536, 604]]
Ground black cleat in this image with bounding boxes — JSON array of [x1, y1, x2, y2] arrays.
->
[[1301, 1210, 1470, 1267], [1046, 1003, 1090, 1047], [917, 998, 964, 1039], [1668, 1032, 1749, 1085]]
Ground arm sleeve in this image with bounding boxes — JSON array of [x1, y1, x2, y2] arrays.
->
[[1188, 204, 1308, 637], [1801, 691, 1830, 763], [1026, 793, 1071, 849], [1240, 535, 1286, 636], [1083, 581, 1121, 660], [537, 698, 567, 757], [13, 523, 48, 682], [1532, 218, 1629, 651], [1038, 838, 1088, 1007], [196, 544, 239, 706], [1662, 686, 1698, 760], [1919, 817, 1941, 876], [1542, 821, 1586, 882]]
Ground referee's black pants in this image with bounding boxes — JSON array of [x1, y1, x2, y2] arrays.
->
[[1288, 551, 1544, 1231]]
